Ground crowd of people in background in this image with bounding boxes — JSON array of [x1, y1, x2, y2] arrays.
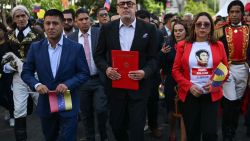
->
[[0, 0, 250, 141]]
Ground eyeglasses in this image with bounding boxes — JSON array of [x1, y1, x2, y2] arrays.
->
[[99, 13, 108, 17], [63, 18, 73, 23], [195, 22, 211, 29], [117, 1, 135, 8]]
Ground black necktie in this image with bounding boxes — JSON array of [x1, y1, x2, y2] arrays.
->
[[17, 30, 24, 42]]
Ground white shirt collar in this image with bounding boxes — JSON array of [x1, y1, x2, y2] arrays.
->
[[48, 34, 64, 48], [15, 26, 31, 37], [231, 22, 242, 26], [78, 27, 91, 37], [119, 18, 136, 28]]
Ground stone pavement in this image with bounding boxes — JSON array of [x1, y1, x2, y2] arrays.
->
[[0, 105, 249, 141]]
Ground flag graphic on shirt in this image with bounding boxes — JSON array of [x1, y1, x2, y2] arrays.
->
[[49, 90, 72, 113], [104, 0, 112, 11], [210, 62, 228, 92]]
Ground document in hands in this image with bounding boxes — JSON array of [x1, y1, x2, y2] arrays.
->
[[111, 50, 139, 90], [48, 90, 72, 113]]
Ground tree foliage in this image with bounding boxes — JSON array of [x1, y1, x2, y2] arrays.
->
[[184, 0, 215, 16], [140, 0, 164, 15], [20, 0, 63, 11]]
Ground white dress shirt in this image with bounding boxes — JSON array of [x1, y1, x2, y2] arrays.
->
[[164, 26, 171, 36], [48, 35, 63, 78], [119, 19, 136, 51], [78, 28, 97, 75], [34, 35, 63, 89]]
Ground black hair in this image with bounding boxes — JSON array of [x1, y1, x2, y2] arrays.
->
[[227, 0, 244, 15], [75, 8, 89, 17], [62, 9, 75, 20], [163, 13, 174, 24], [97, 7, 107, 15], [44, 9, 64, 22], [136, 10, 151, 20], [0, 22, 7, 33], [196, 49, 209, 60]]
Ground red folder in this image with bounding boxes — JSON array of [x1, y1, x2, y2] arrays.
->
[[111, 50, 139, 90]]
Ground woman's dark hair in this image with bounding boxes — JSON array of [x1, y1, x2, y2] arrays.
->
[[0, 22, 8, 40], [170, 20, 189, 45], [186, 12, 216, 43]]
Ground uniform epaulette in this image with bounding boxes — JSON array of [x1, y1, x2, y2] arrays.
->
[[214, 22, 228, 40], [214, 21, 229, 30]]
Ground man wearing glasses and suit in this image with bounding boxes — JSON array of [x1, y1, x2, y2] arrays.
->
[[94, 0, 157, 141]]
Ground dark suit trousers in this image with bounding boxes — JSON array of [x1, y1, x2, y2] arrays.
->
[[180, 94, 219, 141], [40, 114, 78, 141], [79, 76, 108, 141], [147, 76, 160, 128], [109, 94, 147, 141], [221, 97, 242, 138]]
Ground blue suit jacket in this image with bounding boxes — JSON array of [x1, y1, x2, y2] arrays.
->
[[21, 37, 90, 117]]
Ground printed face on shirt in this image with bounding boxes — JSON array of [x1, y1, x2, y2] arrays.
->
[[195, 50, 209, 67], [13, 10, 29, 30], [117, 0, 136, 22], [173, 24, 186, 42], [76, 13, 90, 33], [44, 16, 64, 40], [229, 5, 242, 24]]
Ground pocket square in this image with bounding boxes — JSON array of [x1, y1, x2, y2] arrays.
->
[[142, 33, 148, 38]]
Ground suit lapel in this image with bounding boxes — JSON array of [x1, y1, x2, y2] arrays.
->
[[130, 19, 143, 51], [55, 37, 69, 79], [42, 39, 54, 80], [91, 28, 96, 53], [114, 20, 122, 50]]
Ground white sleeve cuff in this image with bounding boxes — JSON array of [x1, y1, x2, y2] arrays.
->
[[34, 83, 42, 89]]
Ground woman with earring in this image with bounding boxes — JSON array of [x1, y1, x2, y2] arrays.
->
[[172, 12, 228, 141]]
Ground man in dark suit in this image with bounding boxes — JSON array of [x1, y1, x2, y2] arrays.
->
[[21, 9, 90, 141], [94, 0, 157, 141], [161, 13, 174, 39], [136, 9, 163, 138], [68, 8, 108, 141], [92, 7, 110, 28]]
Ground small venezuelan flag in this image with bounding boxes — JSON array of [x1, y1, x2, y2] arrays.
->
[[210, 62, 228, 92], [104, 0, 112, 11], [49, 90, 72, 113]]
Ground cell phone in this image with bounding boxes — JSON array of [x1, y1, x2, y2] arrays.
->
[[164, 37, 171, 47]]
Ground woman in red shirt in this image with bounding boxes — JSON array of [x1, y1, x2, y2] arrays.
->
[[172, 12, 228, 141]]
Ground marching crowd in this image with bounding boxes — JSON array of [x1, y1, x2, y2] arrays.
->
[[0, 0, 250, 141]]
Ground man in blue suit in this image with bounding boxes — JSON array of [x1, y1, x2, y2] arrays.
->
[[21, 9, 90, 141]]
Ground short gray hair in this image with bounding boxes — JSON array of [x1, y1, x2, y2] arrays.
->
[[184, 12, 193, 20], [11, 5, 30, 18]]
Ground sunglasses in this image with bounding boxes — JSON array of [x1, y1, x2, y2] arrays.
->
[[99, 13, 108, 17], [195, 22, 211, 29], [117, 1, 135, 8]]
